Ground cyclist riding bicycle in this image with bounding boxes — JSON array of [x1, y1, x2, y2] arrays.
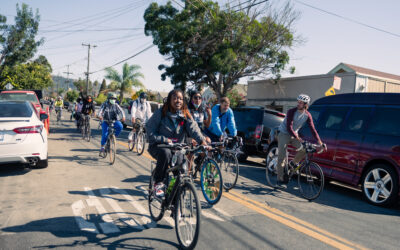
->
[[98, 92, 125, 155], [81, 95, 96, 117], [204, 97, 237, 142], [276, 94, 325, 185], [55, 96, 63, 115], [128, 92, 152, 143], [75, 98, 83, 129], [146, 89, 207, 198]]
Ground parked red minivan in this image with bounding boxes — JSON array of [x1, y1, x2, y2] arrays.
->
[[291, 93, 400, 206]]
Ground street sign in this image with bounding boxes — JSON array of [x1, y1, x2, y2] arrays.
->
[[5, 83, 13, 90], [325, 86, 335, 96]]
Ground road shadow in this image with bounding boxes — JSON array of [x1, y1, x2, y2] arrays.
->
[[48, 155, 110, 167], [0, 163, 31, 177], [2, 216, 178, 249], [236, 161, 400, 215]]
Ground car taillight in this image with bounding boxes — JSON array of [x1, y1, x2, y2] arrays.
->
[[13, 125, 43, 134], [254, 125, 263, 139]]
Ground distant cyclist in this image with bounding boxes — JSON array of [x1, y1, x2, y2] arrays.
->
[[128, 92, 152, 143], [81, 95, 96, 117], [97, 93, 125, 155], [276, 94, 325, 185], [54, 96, 63, 117], [204, 97, 237, 142], [75, 97, 83, 130]]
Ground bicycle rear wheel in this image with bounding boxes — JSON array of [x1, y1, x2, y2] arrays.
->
[[109, 135, 116, 165], [221, 153, 239, 190], [175, 181, 201, 250], [128, 131, 135, 151], [136, 131, 146, 155], [298, 162, 324, 201], [266, 158, 280, 188], [200, 159, 223, 205], [148, 170, 164, 221]]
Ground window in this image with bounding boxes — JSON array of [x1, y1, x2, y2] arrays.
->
[[367, 107, 400, 136], [0, 103, 33, 117], [321, 106, 349, 130], [344, 107, 372, 132], [308, 106, 323, 124], [233, 109, 263, 132], [0, 93, 38, 103]]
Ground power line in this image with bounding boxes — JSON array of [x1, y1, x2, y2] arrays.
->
[[294, 0, 400, 39], [39, 28, 143, 33], [233, 0, 269, 12], [90, 44, 155, 74]]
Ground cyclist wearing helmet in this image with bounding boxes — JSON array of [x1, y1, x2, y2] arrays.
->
[[98, 92, 126, 154], [55, 96, 64, 116], [128, 92, 152, 142], [276, 94, 324, 185]]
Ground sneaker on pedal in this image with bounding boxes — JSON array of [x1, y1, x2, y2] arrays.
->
[[99, 147, 105, 156], [288, 161, 298, 170], [154, 183, 165, 198]]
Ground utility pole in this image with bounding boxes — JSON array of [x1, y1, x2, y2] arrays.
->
[[82, 43, 97, 95], [63, 65, 73, 90]]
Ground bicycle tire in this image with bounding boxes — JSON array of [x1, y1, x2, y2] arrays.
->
[[85, 121, 91, 142], [109, 135, 116, 165], [148, 170, 165, 221], [136, 131, 146, 155], [128, 132, 135, 151], [200, 159, 223, 205], [175, 181, 201, 250], [221, 153, 239, 190], [298, 162, 324, 201], [266, 158, 281, 188]]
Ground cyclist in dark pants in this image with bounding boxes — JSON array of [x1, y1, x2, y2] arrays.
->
[[146, 89, 207, 197]]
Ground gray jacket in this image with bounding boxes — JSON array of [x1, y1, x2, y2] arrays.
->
[[146, 108, 205, 145]]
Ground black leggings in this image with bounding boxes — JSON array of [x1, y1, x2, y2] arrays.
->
[[148, 145, 183, 183]]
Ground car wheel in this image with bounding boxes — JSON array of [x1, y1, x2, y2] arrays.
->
[[362, 164, 398, 206], [266, 145, 278, 172]]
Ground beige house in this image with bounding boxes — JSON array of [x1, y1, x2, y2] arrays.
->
[[202, 84, 248, 105], [247, 63, 400, 112]]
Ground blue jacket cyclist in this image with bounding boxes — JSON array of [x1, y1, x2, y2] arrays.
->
[[205, 97, 237, 142], [97, 92, 126, 154]]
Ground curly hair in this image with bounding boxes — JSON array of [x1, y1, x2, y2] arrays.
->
[[162, 89, 192, 119]]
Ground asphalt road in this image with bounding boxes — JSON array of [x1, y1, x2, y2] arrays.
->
[[1, 110, 400, 249]]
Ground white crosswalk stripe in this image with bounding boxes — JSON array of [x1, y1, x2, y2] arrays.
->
[[72, 185, 231, 234]]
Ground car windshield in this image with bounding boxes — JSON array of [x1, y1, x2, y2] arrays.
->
[[233, 109, 263, 131], [0, 102, 33, 117], [0, 93, 38, 103]]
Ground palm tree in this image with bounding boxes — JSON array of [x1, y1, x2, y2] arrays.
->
[[104, 63, 144, 103]]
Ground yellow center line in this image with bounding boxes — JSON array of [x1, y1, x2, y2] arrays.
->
[[223, 192, 353, 250], [225, 191, 368, 250], [116, 140, 367, 250]]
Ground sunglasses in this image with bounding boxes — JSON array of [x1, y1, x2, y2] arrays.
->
[[193, 96, 202, 100]]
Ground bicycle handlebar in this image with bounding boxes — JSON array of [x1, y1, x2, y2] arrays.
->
[[296, 141, 327, 154]]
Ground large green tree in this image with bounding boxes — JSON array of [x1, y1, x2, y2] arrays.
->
[[0, 60, 52, 89], [99, 79, 107, 93], [144, 0, 298, 99], [0, 3, 43, 73], [104, 63, 144, 102]]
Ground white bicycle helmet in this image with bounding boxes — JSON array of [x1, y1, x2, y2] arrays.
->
[[297, 94, 311, 104]]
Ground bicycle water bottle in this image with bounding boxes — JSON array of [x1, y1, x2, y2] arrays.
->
[[167, 177, 176, 194]]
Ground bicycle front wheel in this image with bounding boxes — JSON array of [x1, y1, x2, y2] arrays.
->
[[200, 159, 223, 205], [109, 135, 116, 165], [85, 122, 91, 142], [136, 131, 146, 155], [298, 162, 324, 201], [175, 181, 201, 250], [221, 153, 239, 190]]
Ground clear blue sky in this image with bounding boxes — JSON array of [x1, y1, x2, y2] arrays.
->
[[2, 0, 399, 92]]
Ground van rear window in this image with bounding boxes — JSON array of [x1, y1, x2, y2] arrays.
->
[[367, 107, 400, 136], [233, 109, 263, 131]]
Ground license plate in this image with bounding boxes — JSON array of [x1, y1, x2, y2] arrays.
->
[[0, 132, 4, 142]]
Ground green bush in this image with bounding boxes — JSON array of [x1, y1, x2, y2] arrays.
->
[[95, 93, 107, 105], [65, 90, 79, 102]]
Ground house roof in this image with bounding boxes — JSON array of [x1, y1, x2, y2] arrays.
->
[[329, 63, 400, 82]]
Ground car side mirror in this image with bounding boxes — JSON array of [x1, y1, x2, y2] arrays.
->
[[40, 113, 48, 121]]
